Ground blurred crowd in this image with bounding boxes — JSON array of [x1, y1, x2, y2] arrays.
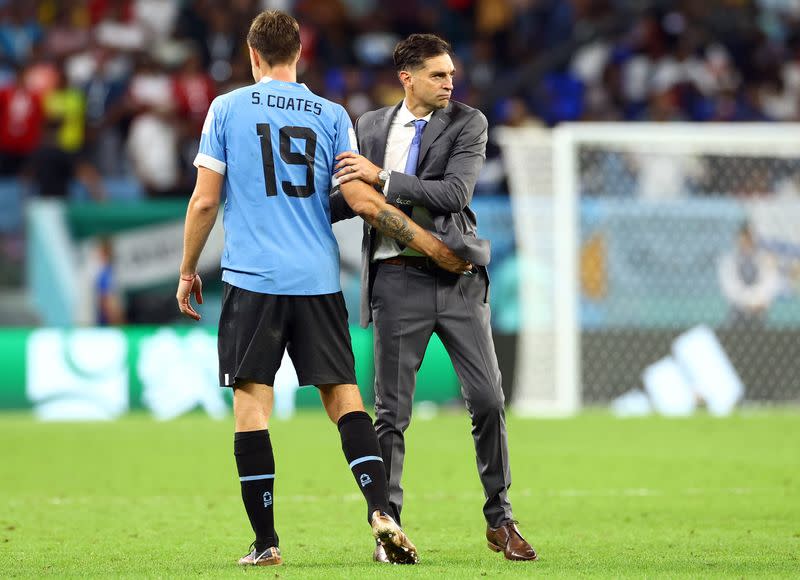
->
[[571, 1, 800, 123], [2, 0, 800, 200]]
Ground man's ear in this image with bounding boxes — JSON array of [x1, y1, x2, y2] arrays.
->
[[399, 70, 412, 89], [249, 46, 260, 69]]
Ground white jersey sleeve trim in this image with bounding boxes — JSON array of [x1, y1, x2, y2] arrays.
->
[[193, 152, 227, 175]]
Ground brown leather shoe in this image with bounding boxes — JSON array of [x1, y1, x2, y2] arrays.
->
[[373, 541, 390, 563], [486, 521, 538, 561]]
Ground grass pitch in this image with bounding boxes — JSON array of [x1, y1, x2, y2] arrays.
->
[[1, 410, 798, 578]]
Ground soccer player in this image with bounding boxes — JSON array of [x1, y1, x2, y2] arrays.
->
[[175, 11, 471, 567]]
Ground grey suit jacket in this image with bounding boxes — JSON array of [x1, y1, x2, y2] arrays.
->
[[330, 100, 489, 327]]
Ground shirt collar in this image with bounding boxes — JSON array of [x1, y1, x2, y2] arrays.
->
[[259, 75, 309, 90], [398, 100, 433, 126]]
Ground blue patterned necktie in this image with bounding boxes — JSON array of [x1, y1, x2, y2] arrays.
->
[[399, 119, 427, 222]]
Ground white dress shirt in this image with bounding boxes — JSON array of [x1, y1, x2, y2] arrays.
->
[[372, 101, 435, 261]]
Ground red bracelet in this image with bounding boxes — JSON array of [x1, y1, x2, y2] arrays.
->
[[180, 273, 197, 282]]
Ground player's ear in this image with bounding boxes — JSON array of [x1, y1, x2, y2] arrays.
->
[[399, 70, 412, 89], [295, 44, 302, 64], [248, 46, 261, 82], [248, 46, 259, 67]]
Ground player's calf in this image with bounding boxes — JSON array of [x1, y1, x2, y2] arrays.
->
[[337, 410, 393, 520], [234, 429, 278, 557]]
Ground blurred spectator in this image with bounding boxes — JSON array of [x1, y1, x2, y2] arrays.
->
[[127, 106, 181, 197], [173, 51, 214, 135], [718, 222, 781, 328], [43, 65, 86, 153], [95, 237, 126, 326], [173, 50, 215, 192], [641, 86, 686, 122], [95, 0, 146, 52], [498, 96, 541, 128], [126, 54, 182, 197], [477, 97, 542, 196], [0, 3, 43, 65], [42, 2, 90, 60], [134, 0, 179, 43], [77, 46, 130, 176], [0, 65, 43, 176], [174, 0, 212, 67], [23, 50, 60, 96], [23, 118, 106, 201], [203, 3, 238, 84], [466, 38, 497, 92]]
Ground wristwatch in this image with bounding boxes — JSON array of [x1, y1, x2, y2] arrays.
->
[[377, 168, 390, 189]]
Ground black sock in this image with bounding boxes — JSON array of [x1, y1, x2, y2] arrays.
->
[[234, 430, 277, 551], [337, 411, 392, 522]]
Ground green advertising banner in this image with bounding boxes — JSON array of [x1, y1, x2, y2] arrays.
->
[[0, 328, 27, 409], [0, 326, 460, 419], [66, 201, 188, 239]]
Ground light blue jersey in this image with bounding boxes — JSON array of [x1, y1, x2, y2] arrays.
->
[[194, 77, 358, 295]]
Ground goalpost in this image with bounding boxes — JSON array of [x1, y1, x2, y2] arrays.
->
[[497, 124, 800, 416], [495, 127, 579, 416]]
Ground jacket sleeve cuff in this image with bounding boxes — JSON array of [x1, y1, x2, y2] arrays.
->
[[384, 172, 410, 205]]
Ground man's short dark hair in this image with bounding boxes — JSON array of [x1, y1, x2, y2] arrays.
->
[[393, 33, 452, 72], [247, 10, 301, 67]]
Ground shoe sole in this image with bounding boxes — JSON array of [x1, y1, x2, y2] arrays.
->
[[372, 519, 419, 565], [238, 557, 283, 566], [252, 556, 283, 566]]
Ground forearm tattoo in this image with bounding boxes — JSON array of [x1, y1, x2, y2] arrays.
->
[[376, 209, 415, 245]]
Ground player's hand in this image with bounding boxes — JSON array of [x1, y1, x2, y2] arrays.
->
[[433, 246, 473, 275], [176, 273, 203, 321], [335, 152, 382, 187]]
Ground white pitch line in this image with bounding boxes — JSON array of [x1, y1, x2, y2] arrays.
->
[[12, 487, 769, 507]]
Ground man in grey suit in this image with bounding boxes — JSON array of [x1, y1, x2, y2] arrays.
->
[[330, 33, 537, 562]]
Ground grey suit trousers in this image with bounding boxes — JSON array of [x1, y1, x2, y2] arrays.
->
[[371, 261, 513, 528]]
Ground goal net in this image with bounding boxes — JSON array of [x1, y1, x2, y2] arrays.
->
[[497, 124, 800, 416]]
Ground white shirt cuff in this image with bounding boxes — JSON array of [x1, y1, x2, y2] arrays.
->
[[193, 153, 226, 175], [382, 172, 391, 195]]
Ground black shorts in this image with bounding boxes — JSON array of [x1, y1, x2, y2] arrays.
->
[[217, 283, 357, 388]]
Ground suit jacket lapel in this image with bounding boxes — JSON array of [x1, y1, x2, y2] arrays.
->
[[418, 105, 450, 167], [371, 103, 401, 165]]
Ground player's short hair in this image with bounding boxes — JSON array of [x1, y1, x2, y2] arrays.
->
[[393, 33, 452, 72], [247, 10, 301, 67]]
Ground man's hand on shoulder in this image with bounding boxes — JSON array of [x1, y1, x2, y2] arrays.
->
[[335, 152, 382, 187]]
